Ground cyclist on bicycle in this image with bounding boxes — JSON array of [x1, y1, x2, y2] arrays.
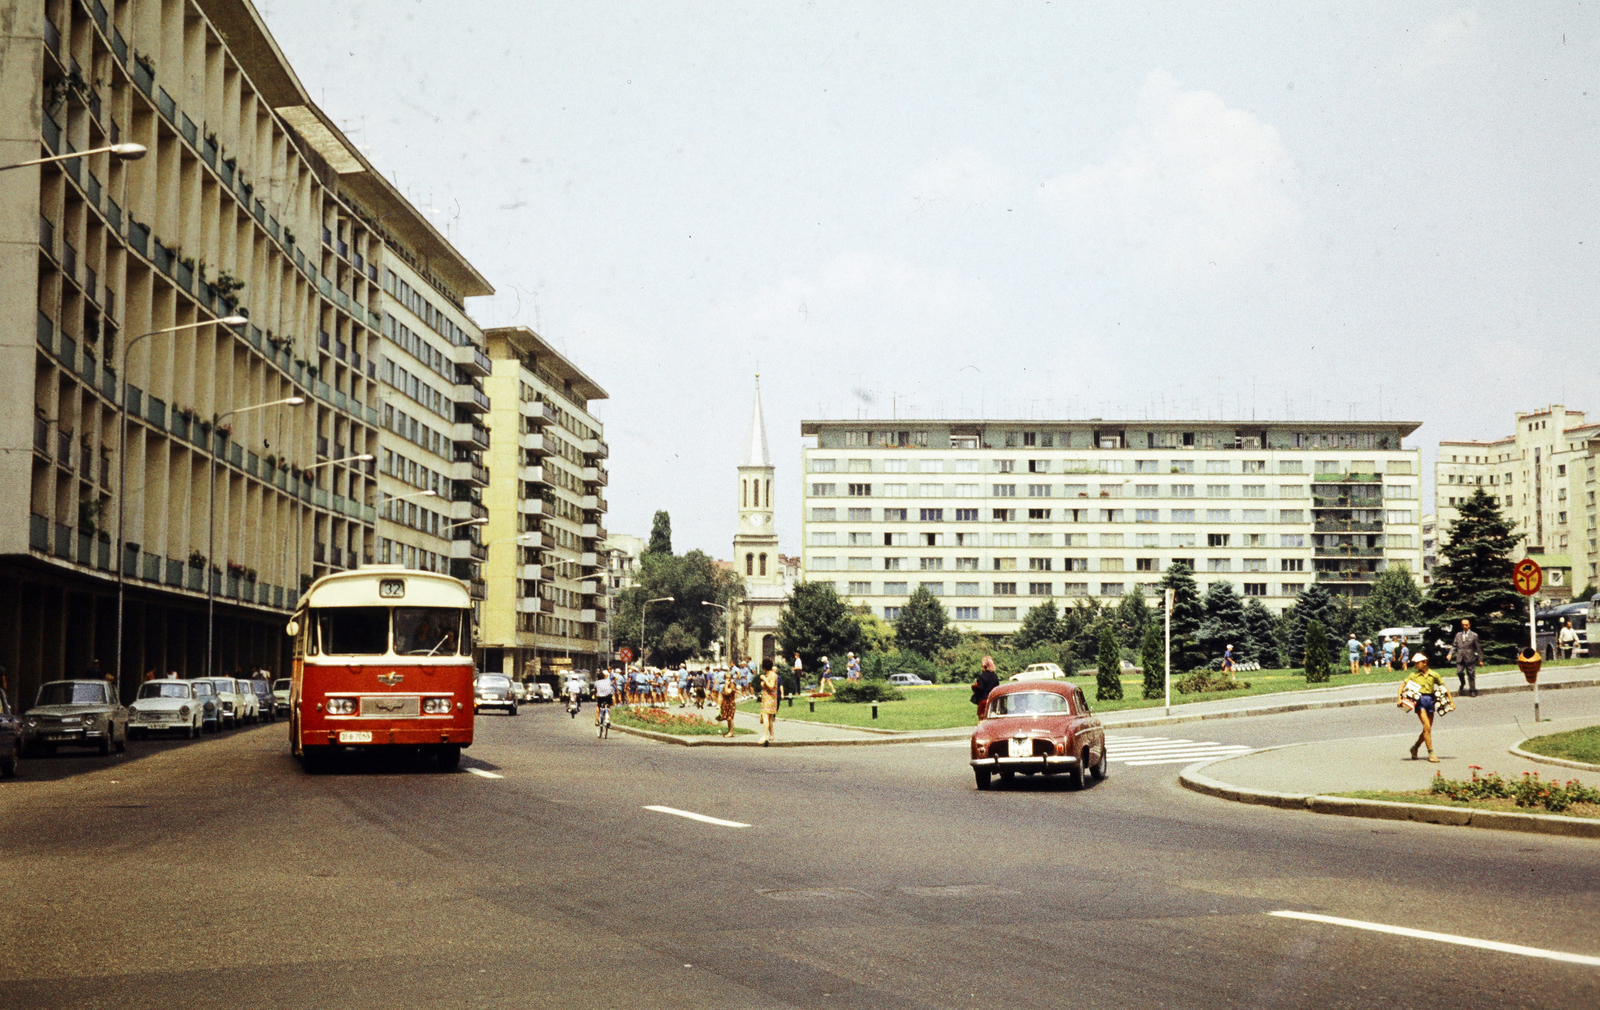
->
[[593, 669, 614, 726]]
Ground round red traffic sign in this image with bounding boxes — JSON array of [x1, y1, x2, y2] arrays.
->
[[619, 646, 634, 662], [1513, 558, 1543, 597]]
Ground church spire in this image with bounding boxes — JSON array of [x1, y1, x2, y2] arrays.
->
[[742, 375, 772, 468]]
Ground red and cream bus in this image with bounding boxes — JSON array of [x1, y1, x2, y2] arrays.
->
[[288, 566, 475, 771]]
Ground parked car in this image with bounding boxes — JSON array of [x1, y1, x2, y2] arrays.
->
[[22, 680, 128, 756], [887, 673, 933, 687], [474, 674, 517, 715], [969, 680, 1106, 791], [1010, 662, 1069, 682], [510, 681, 530, 704], [531, 683, 555, 703], [271, 679, 292, 717], [191, 680, 222, 733], [246, 679, 276, 723], [196, 677, 249, 729], [0, 689, 20, 777], [128, 680, 203, 739]]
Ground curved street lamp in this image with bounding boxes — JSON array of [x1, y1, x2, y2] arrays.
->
[[1, 142, 146, 172]]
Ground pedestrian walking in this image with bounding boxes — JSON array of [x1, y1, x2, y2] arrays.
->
[[1453, 618, 1484, 697], [1397, 653, 1451, 763], [1382, 636, 1397, 671], [758, 658, 782, 745], [791, 652, 803, 696], [970, 655, 1000, 720], [1559, 619, 1579, 660], [717, 664, 740, 737], [818, 656, 833, 693], [1346, 635, 1361, 676], [1222, 644, 1236, 672], [1362, 640, 1375, 676], [846, 652, 861, 680]]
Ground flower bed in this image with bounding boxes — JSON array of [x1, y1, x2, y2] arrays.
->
[[1430, 766, 1600, 813], [612, 706, 751, 736]]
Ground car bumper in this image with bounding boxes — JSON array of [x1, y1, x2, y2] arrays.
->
[[25, 728, 108, 747], [130, 720, 189, 733], [970, 754, 1080, 772]]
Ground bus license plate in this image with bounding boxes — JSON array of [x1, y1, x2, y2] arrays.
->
[[338, 731, 373, 744]]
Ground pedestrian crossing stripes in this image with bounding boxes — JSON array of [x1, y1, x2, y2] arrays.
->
[[1105, 734, 1253, 766]]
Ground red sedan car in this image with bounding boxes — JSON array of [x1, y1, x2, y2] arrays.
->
[[969, 680, 1107, 790]]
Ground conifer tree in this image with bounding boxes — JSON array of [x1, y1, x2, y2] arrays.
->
[[1197, 581, 1247, 666], [1155, 561, 1205, 670], [1424, 489, 1526, 662], [1304, 618, 1331, 682], [1141, 625, 1165, 699], [1096, 625, 1124, 701], [1242, 598, 1284, 668]]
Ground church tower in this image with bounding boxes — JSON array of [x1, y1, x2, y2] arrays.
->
[[733, 377, 784, 665]]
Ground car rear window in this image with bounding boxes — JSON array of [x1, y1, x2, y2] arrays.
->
[[987, 691, 1070, 717]]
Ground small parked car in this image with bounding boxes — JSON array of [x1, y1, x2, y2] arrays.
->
[[887, 673, 933, 687], [22, 680, 128, 756], [0, 689, 21, 777], [531, 683, 554, 704], [128, 680, 203, 739], [510, 681, 530, 704], [195, 677, 249, 729], [246, 679, 276, 723], [474, 674, 517, 715], [1010, 662, 1069, 682], [969, 680, 1106, 791], [191, 680, 222, 733], [271, 679, 292, 717]]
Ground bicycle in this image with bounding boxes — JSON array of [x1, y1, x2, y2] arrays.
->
[[596, 701, 611, 739]]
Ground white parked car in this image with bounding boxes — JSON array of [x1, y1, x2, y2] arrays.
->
[[271, 679, 292, 717], [128, 680, 203, 739], [196, 677, 250, 728], [1010, 662, 1069, 682], [887, 673, 933, 687], [474, 674, 517, 715]]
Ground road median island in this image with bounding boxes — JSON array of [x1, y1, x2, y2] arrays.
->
[[1510, 723, 1600, 773]]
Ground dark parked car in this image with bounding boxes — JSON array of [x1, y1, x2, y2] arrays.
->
[[969, 680, 1105, 790], [22, 680, 128, 756], [0, 690, 20, 777]]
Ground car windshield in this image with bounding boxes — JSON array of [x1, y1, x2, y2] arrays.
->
[[314, 607, 390, 655], [393, 607, 467, 656], [37, 682, 107, 705], [273, 680, 290, 691], [191, 682, 214, 696], [478, 676, 510, 689], [987, 691, 1070, 717], [138, 683, 190, 699], [211, 680, 235, 693]]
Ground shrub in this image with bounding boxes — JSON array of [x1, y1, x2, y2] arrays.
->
[[1173, 670, 1250, 695], [1304, 618, 1331, 683], [1096, 626, 1123, 702], [832, 680, 905, 704]]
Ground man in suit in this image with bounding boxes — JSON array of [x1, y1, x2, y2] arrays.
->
[[1453, 618, 1484, 697]]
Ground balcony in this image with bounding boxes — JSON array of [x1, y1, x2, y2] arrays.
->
[[583, 465, 609, 487], [580, 552, 599, 569], [452, 343, 493, 377], [1314, 472, 1383, 484], [519, 464, 550, 485], [451, 421, 490, 449], [450, 460, 490, 487], [1315, 570, 1379, 583], [582, 437, 610, 460], [581, 523, 599, 539], [453, 384, 490, 413], [580, 609, 598, 624], [1314, 520, 1383, 533], [516, 596, 546, 615], [518, 497, 545, 516], [518, 562, 546, 581], [450, 499, 489, 522], [522, 400, 559, 427], [450, 539, 489, 562], [522, 431, 558, 456], [515, 531, 544, 550]]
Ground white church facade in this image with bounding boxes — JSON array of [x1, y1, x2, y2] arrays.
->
[[733, 379, 787, 665]]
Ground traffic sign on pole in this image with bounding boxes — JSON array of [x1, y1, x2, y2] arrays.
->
[[1513, 558, 1543, 597], [619, 646, 634, 663]]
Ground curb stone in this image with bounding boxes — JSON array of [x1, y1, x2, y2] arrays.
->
[[1178, 748, 1600, 839], [1508, 738, 1600, 774]]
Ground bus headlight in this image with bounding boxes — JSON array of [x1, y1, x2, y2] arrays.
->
[[326, 698, 356, 715], [422, 697, 452, 714]]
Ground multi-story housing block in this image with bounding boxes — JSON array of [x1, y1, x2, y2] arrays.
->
[[0, 0, 490, 711], [480, 326, 609, 682], [801, 419, 1423, 634], [1436, 405, 1600, 598]]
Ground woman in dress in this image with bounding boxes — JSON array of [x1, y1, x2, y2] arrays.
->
[[1397, 653, 1449, 763], [758, 658, 783, 745], [718, 665, 740, 737]]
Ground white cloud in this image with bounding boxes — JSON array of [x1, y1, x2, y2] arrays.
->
[[1039, 70, 1300, 277], [903, 147, 1012, 214]]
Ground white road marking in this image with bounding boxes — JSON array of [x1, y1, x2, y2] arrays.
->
[[1269, 911, 1600, 966], [645, 805, 751, 828], [466, 768, 504, 779], [1105, 734, 1253, 766]]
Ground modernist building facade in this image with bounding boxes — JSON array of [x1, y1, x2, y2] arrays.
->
[[800, 419, 1424, 635], [478, 326, 609, 682], [0, 0, 491, 711], [1436, 404, 1600, 599]]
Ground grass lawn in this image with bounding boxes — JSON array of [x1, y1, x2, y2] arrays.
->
[[743, 666, 1424, 732], [1334, 789, 1600, 820], [612, 706, 753, 736], [1520, 724, 1600, 765]]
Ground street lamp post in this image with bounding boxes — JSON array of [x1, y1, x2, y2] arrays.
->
[[701, 600, 731, 667], [1, 142, 146, 172], [207, 397, 304, 678], [641, 596, 674, 671], [297, 453, 374, 591], [114, 316, 248, 698]]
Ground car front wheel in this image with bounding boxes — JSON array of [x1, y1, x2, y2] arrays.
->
[[974, 767, 991, 790], [1090, 745, 1108, 782]]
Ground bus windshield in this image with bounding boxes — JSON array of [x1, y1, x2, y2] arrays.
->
[[314, 607, 390, 655], [394, 608, 467, 656]]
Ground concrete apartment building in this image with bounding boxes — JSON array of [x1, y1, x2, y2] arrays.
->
[[1436, 405, 1600, 599], [478, 326, 610, 682], [800, 419, 1424, 635], [0, 0, 492, 709]]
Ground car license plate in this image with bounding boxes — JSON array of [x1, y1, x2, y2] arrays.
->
[[338, 731, 373, 743], [47, 733, 76, 741]]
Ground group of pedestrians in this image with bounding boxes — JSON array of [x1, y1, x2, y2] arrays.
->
[[587, 657, 790, 744]]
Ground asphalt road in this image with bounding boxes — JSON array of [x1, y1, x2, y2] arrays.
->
[[0, 699, 1596, 1009]]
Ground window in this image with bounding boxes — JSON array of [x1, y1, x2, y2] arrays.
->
[[848, 532, 874, 546], [1100, 533, 1124, 547], [1208, 533, 1230, 547], [1171, 508, 1195, 523], [1208, 484, 1232, 498], [993, 607, 1018, 621], [954, 459, 980, 472], [809, 532, 836, 546], [919, 557, 944, 571], [1028, 459, 1050, 473], [1279, 484, 1306, 498], [1243, 558, 1266, 572], [1136, 509, 1158, 523], [847, 459, 871, 472], [1028, 508, 1051, 520], [953, 484, 980, 497], [1241, 509, 1268, 524], [1281, 583, 1304, 595], [1172, 533, 1197, 547], [956, 582, 980, 595], [920, 508, 944, 521], [1136, 484, 1159, 498], [884, 532, 908, 546], [1136, 459, 1161, 473], [1206, 460, 1230, 474], [845, 557, 870, 570], [919, 483, 944, 497], [1029, 558, 1053, 571], [1136, 533, 1159, 547], [1207, 559, 1232, 572], [1207, 509, 1232, 523], [811, 458, 836, 472], [1101, 558, 1125, 572], [883, 607, 902, 620], [993, 582, 1018, 595], [883, 459, 908, 472], [1171, 558, 1195, 569], [1100, 583, 1125, 597], [811, 508, 836, 521], [1064, 558, 1088, 571], [848, 483, 873, 496], [956, 557, 980, 571], [1386, 484, 1415, 499], [1281, 558, 1305, 572], [883, 483, 908, 497], [993, 459, 1015, 473], [811, 557, 838, 570], [848, 581, 872, 594], [1136, 558, 1156, 572], [955, 606, 981, 620], [1279, 460, 1303, 474], [1171, 460, 1195, 474], [1172, 484, 1195, 497], [993, 558, 1018, 572], [991, 533, 1018, 547], [920, 459, 944, 473], [1243, 583, 1267, 596], [1100, 509, 1124, 523], [1029, 533, 1053, 547], [994, 484, 1017, 497], [884, 558, 905, 571], [811, 483, 837, 496], [1065, 533, 1088, 546], [921, 582, 944, 595], [993, 509, 1017, 522], [848, 507, 872, 521], [1279, 510, 1305, 523], [884, 508, 908, 521], [1386, 510, 1415, 525], [1315, 460, 1340, 475], [1028, 484, 1052, 497], [1242, 460, 1266, 474], [955, 508, 979, 521], [1026, 582, 1051, 596], [1245, 533, 1268, 547], [1388, 534, 1414, 548], [884, 581, 908, 594], [1063, 583, 1088, 596], [1243, 485, 1266, 498]]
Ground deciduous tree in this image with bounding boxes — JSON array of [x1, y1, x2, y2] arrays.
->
[[894, 586, 957, 657]]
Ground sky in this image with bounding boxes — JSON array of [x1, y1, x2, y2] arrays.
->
[[259, 2, 1600, 557]]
